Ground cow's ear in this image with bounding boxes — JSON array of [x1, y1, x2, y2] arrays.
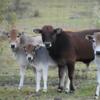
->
[[33, 29, 42, 34], [86, 35, 93, 40], [54, 28, 62, 34]]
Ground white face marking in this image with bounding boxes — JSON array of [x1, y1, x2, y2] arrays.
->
[[44, 42, 52, 47], [10, 42, 17, 49], [26, 54, 33, 62]]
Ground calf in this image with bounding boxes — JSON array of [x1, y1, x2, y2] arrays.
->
[[33, 25, 100, 93], [88, 33, 100, 99], [4, 28, 44, 91], [23, 43, 57, 92]]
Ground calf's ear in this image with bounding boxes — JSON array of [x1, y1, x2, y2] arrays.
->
[[19, 32, 25, 36], [54, 28, 62, 34], [33, 29, 42, 34]]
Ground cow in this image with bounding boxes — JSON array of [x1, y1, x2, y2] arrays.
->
[[4, 28, 47, 92], [94, 33, 100, 99], [86, 33, 100, 99], [33, 25, 100, 93]]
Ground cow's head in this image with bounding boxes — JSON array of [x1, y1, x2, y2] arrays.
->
[[33, 25, 62, 48], [5, 29, 24, 51], [23, 44, 39, 62]]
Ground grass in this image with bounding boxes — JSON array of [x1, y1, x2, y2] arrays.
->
[[0, 80, 97, 100], [0, 0, 100, 99]]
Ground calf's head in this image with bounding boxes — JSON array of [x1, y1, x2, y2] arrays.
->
[[33, 25, 62, 48], [6, 29, 24, 51], [24, 44, 39, 62]]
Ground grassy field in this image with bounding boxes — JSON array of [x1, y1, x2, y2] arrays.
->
[[0, 0, 100, 100]]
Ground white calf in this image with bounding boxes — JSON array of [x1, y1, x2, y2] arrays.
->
[[24, 44, 54, 92], [94, 34, 100, 99]]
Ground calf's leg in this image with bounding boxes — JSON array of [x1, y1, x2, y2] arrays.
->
[[18, 65, 26, 89], [95, 57, 100, 99], [35, 70, 42, 92], [42, 65, 48, 92]]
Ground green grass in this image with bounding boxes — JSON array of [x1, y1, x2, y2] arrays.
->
[[0, 80, 96, 100]]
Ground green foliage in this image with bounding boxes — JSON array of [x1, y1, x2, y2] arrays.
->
[[0, 0, 11, 23]]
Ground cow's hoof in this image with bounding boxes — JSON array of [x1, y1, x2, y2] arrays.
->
[[95, 94, 99, 100], [70, 86, 75, 92], [43, 89, 47, 93], [57, 87, 63, 93]]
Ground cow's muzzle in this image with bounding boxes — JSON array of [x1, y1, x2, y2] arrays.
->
[[44, 42, 52, 48]]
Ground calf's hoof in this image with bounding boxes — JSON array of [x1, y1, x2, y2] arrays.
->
[[18, 86, 22, 90], [36, 89, 40, 93], [43, 89, 47, 93], [95, 94, 99, 100], [64, 88, 70, 94], [57, 87, 63, 93]]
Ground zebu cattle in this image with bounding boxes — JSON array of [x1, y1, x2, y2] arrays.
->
[[87, 34, 100, 99], [23, 43, 58, 92], [33, 25, 100, 93], [4, 28, 48, 92], [94, 34, 100, 99]]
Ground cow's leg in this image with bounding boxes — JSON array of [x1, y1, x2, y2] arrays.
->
[[67, 62, 75, 92], [35, 69, 42, 92], [95, 58, 100, 99], [57, 65, 66, 92], [64, 67, 70, 93], [18, 65, 26, 89], [42, 65, 48, 92]]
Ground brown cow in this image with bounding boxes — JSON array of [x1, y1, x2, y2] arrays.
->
[[33, 25, 100, 93]]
